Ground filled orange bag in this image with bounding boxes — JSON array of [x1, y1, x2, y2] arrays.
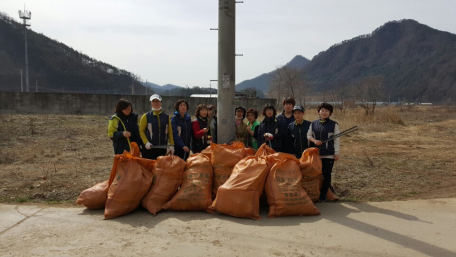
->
[[75, 148, 125, 209], [76, 143, 150, 211], [299, 147, 323, 202], [299, 148, 339, 201], [245, 147, 256, 157], [104, 152, 155, 219], [162, 153, 213, 211], [209, 144, 272, 220], [141, 155, 186, 215], [265, 153, 320, 218], [75, 180, 110, 210], [211, 142, 246, 197]]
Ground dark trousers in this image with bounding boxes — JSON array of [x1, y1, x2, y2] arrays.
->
[[174, 147, 190, 161], [320, 158, 335, 200], [141, 148, 167, 160]]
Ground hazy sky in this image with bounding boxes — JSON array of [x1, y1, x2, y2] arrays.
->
[[2, 0, 456, 88]]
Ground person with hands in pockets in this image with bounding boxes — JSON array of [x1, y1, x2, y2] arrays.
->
[[140, 94, 174, 160], [307, 102, 340, 202]]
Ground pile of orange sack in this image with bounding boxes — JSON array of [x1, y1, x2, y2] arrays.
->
[[76, 141, 338, 220]]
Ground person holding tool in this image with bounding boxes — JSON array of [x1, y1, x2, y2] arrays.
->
[[254, 103, 283, 152], [140, 94, 174, 160], [171, 99, 192, 161], [307, 102, 340, 202], [192, 104, 211, 153], [108, 98, 141, 154], [286, 105, 311, 158], [234, 106, 249, 145]]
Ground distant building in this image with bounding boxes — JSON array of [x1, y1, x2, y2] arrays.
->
[[190, 92, 250, 98]]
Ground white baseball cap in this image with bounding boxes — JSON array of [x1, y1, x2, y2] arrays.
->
[[149, 94, 162, 102]]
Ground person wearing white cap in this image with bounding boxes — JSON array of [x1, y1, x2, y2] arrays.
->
[[139, 94, 174, 159]]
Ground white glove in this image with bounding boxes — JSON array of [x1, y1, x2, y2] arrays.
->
[[145, 142, 152, 150], [264, 133, 273, 138], [167, 146, 175, 155]]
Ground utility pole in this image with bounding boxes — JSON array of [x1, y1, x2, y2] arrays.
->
[[18, 7, 31, 92], [131, 77, 134, 95], [20, 69, 23, 92], [217, 0, 236, 144]]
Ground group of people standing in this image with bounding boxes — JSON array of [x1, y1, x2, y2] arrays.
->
[[108, 95, 340, 202], [107, 94, 218, 160]]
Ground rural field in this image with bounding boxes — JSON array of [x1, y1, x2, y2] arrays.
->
[[0, 105, 455, 205]]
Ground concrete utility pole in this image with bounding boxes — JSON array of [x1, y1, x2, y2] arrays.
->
[[18, 7, 31, 92], [217, 0, 236, 144]]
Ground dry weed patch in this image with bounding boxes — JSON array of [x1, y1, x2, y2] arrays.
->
[[0, 106, 455, 204]]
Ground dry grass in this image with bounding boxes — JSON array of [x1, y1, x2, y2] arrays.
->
[[0, 105, 455, 204]]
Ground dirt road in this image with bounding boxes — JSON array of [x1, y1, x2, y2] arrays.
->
[[1, 198, 455, 257]]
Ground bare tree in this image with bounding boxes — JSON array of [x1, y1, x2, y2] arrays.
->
[[351, 76, 384, 115], [241, 87, 257, 98], [269, 65, 308, 105], [326, 80, 352, 114]]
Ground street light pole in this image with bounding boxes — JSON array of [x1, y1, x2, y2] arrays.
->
[[210, 80, 218, 99], [18, 7, 31, 92]]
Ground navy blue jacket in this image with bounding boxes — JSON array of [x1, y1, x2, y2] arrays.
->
[[255, 116, 283, 152], [171, 112, 192, 149], [310, 118, 337, 156], [277, 110, 295, 133], [145, 111, 170, 146], [286, 120, 311, 158], [108, 113, 141, 154]]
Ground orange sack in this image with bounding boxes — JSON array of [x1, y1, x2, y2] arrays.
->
[[299, 148, 339, 201], [75, 180, 109, 210], [162, 153, 213, 211], [141, 155, 186, 215], [266, 153, 320, 218], [244, 147, 257, 157], [75, 154, 121, 209], [299, 147, 323, 202], [209, 144, 272, 220], [211, 142, 246, 197], [104, 152, 155, 219]]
